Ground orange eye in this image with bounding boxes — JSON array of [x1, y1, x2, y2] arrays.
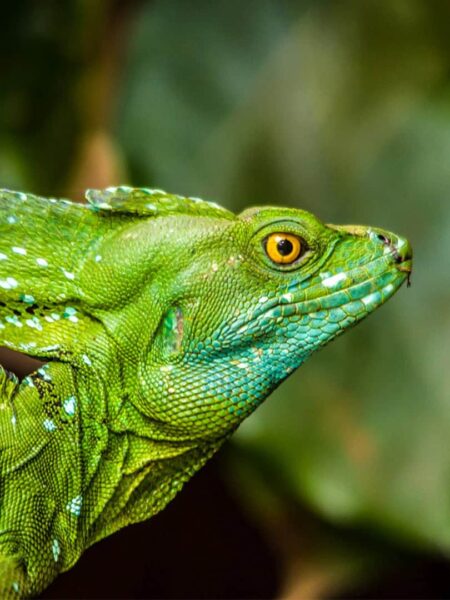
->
[[265, 233, 303, 264]]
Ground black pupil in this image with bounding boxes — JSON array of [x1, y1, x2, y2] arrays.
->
[[277, 238, 294, 256]]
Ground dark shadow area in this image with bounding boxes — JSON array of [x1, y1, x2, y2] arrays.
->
[[42, 446, 450, 600], [334, 557, 450, 600], [42, 451, 280, 599], [0, 347, 44, 380]]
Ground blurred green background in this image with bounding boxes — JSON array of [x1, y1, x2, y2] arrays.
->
[[2, 1, 450, 598]]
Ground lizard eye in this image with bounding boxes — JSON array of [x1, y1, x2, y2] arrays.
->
[[264, 233, 304, 264]]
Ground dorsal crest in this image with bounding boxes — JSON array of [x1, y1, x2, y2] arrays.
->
[[86, 186, 234, 220]]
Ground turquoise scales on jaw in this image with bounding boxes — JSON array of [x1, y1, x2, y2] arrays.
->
[[174, 257, 399, 423]]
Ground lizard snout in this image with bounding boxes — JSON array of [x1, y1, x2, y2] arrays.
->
[[375, 231, 413, 275]]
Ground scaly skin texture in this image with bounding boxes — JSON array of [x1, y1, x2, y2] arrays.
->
[[0, 187, 412, 597]]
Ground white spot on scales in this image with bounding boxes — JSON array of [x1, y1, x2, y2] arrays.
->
[[362, 292, 380, 306], [0, 277, 18, 289], [62, 269, 75, 280], [43, 418, 57, 432], [63, 396, 76, 416], [66, 495, 83, 516], [26, 318, 43, 331], [321, 272, 347, 288], [52, 538, 61, 562], [5, 316, 22, 327], [281, 292, 293, 303], [82, 354, 92, 366]]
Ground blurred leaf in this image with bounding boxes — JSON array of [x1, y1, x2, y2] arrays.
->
[[0, 0, 113, 192], [116, 0, 450, 552]]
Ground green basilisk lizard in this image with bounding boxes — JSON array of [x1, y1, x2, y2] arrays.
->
[[0, 186, 412, 597]]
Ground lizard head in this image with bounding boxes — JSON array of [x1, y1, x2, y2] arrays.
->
[[0, 188, 412, 442], [130, 198, 412, 440]]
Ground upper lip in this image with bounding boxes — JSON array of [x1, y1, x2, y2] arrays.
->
[[396, 260, 412, 273]]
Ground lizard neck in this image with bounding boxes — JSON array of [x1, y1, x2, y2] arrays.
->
[[68, 360, 226, 552], [0, 359, 224, 589]]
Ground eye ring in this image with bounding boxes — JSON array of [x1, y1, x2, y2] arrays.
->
[[264, 233, 304, 264]]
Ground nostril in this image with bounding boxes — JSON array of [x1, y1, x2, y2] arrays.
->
[[375, 232, 402, 263], [376, 233, 390, 244]]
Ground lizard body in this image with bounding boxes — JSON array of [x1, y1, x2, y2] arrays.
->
[[0, 187, 412, 597]]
